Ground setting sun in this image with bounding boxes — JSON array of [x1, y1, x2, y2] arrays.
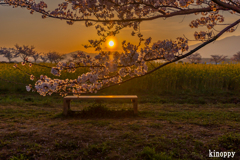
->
[[109, 41, 114, 47]]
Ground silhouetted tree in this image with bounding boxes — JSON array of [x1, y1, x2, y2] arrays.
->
[[231, 51, 240, 62], [15, 44, 35, 62], [32, 52, 40, 63], [0, 47, 18, 62], [186, 53, 202, 64], [47, 52, 64, 63], [210, 55, 227, 64], [40, 53, 48, 63], [71, 53, 79, 61]]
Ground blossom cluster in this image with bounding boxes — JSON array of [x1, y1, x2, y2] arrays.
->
[[141, 37, 188, 61], [23, 36, 189, 96], [27, 74, 104, 96], [3, 0, 229, 38], [3, 0, 237, 52], [194, 31, 213, 40], [189, 13, 224, 30]]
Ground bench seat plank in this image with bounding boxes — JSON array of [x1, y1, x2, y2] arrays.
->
[[64, 95, 138, 100]]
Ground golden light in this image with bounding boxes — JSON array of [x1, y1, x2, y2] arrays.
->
[[105, 37, 118, 50], [109, 41, 114, 47]]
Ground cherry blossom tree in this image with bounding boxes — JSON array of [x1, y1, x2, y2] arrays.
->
[[231, 51, 240, 62], [15, 44, 35, 62], [186, 53, 202, 64], [47, 52, 64, 63], [1, 0, 240, 96], [40, 53, 48, 63], [210, 55, 228, 64], [70, 52, 82, 62], [32, 52, 41, 63], [0, 47, 18, 62]]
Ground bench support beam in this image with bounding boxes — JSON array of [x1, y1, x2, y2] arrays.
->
[[63, 99, 71, 116], [132, 99, 138, 114]]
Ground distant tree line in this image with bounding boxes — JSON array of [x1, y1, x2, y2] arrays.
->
[[186, 52, 240, 64], [2, 45, 240, 65], [0, 44, 65, 63]]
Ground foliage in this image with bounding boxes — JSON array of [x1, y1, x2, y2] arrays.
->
[[40, 53, 48, 63], [70, 52, 82, 62], [15, 44, 35, 62], [210, 55, 228, 64], [186, 53, 202, 64], [0, 47, 18, 62], [1, 0, 240, 96], [231, 51, 240, 62], [46, 51, 64, 63], [32, 52, 40, 63]]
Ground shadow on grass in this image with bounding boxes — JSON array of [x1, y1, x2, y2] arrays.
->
[[53, 103, 137, 119]]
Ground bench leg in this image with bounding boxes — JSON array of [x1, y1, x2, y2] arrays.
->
[[63, 99, 71, 116], [132, 99, 138, 115]]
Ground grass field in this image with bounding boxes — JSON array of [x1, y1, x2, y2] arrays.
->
[[0, 97, 239, 160], [0, 62, 240, 159]]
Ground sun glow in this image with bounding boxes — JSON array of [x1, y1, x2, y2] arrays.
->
[[109, 41, 114, 47]]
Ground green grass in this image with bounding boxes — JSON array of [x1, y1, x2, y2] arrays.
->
[[0, 99, 239, 160]]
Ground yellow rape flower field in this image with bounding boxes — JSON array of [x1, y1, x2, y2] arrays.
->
[[1, 62, 240, 94]]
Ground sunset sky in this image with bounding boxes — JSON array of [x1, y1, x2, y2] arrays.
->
[[1, 0, 240, 55]]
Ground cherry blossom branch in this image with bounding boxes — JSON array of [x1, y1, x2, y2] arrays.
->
[[2, 0, 240, 96], [44, 7, 227, 22], [212, 0, 240, 13], [0, 1, 229, 23], [98, 18, 240, 91]]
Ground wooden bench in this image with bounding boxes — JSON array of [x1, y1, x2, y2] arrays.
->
[[63, 95, 138, 116]]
